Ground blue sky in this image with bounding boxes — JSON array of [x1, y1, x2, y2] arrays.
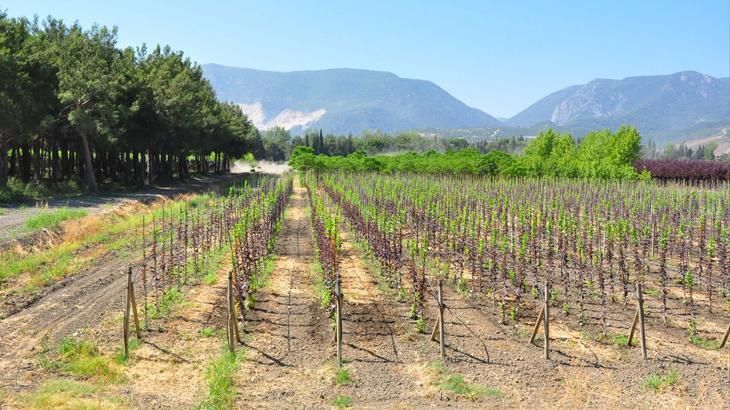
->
[[3, 0, 728, 117]]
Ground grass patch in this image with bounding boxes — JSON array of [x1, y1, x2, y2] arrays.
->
[[198, 246, 229, 286], [114, 338, 142, 365], [641, 369, 680, 392], [201, 350, 244, 410], [203, 270, 218, 285], [58, 338, 124, 383], [332, 395, 353, 408], [439, 375, 500, 400], [689, 335, 721, 350], [37, 337, 124, 384], [602, 332, 630, 347], [25, 208, 88, 231], [200, 327, 218, 338], [643, 287, 660, 297], [429, 361, 500, 400], [334, 367, 351, 385], [22, 379, 123, 409]]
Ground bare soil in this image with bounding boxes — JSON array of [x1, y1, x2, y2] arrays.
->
[[413, 272, 730, 408], [232, 183, 333, 408]]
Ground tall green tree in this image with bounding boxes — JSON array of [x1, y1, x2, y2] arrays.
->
[[55, 23, 125, 192]]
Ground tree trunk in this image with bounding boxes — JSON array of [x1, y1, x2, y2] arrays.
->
[[9, 148, 17, 178], [79, 132, 99, 193], [20, 144, 31, 183], [51, 144, 60, 182], [0, 141, 7, 187]]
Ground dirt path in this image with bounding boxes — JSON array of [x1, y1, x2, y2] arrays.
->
[[333, 231, 434, 408], [0, 173, 244, 245], [0, 251, 134, 392], [233, 183, 333, 408]]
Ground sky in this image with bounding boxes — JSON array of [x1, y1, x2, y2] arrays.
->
[[2, 1, 728, 117]]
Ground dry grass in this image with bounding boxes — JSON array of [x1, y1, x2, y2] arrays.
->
[[61, 215, 103, 243], [554, 368, 624, 408]]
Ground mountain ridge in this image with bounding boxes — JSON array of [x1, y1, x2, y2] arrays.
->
[[202, 64, 730, 144], [506, 71, 730, 143], [202, 63, 500, 134]]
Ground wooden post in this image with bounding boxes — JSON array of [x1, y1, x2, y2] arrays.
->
[[637, 283, 648, 361], [438, 279, 446, 362], [232, 304, 242, 343], [123, 267, 131, 357], [230, 273, 242, 344], [720, 323, 730, 349], [529, 306, 545, 345], [129, 267, 142, 339], [142, 215, 149, 326], [430, 316, 440, 342], [543, 282, 550, 360], [628, 310, 640, 346], [226, 271, 235, 354], [335, 277, 343, 367]]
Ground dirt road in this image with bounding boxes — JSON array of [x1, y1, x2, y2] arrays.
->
[[0, 174, 244, 244], [0, 248, 138, 391]]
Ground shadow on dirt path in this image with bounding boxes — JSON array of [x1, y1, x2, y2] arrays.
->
[[233, 182, 332, 408]]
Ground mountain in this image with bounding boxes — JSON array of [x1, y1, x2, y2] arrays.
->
[[507, 71, 730, 144], [202, 64, 501, 135]]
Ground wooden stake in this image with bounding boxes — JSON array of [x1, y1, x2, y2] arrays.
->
[[543, 282, 550, 360], [636, 283, 648, 361], [529, 306, 545, 345], [226, 271, 235, 353], [123, 267, 131, 357], [335, 277, 343, 367], [430, 316, 440, 342], [628, 309, 639, 346], [719, 323, 729, 349], [129, 267, 142, 339], [142, 215, 149, 326], [231, 301, 242, 344], [438, 279, 445, 362]]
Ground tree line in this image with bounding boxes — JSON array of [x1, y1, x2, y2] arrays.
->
[[649, 141, 727, 162], [254, 127, 527, 161], [0, 12, 256, 195], [290, 126, 647, 180]]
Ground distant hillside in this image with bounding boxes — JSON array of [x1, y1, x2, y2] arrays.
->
[[507, 71, 730, 144], [202, 64, 501, 135]]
